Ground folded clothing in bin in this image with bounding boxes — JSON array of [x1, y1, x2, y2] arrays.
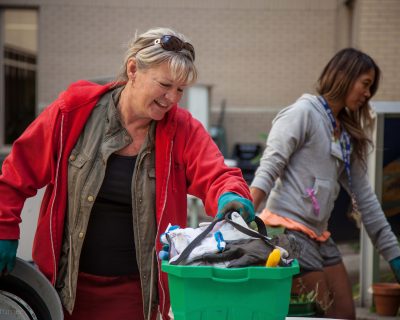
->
[[160, 212, 300, 268]]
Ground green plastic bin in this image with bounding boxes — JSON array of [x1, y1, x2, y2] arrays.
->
[[162, 260, 299, 320]]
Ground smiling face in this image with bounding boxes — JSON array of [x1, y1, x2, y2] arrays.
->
[[125, 60, 186, 121], [344, 69, 375, 112]]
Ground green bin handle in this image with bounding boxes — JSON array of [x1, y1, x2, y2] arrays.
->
[[211, 276, 249, 283]]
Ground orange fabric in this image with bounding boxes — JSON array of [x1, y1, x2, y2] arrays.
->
[[259, 208, 330, 242]]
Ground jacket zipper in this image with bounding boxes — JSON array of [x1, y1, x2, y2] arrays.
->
[[68, 234, 73, 298], [158, 140, 173, 318], [50, 114, 65, 284]]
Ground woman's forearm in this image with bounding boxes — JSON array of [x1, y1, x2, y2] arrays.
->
[[250, 186, 267, 212]]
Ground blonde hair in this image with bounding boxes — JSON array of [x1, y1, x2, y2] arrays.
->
[[116, 27, 197, 85]]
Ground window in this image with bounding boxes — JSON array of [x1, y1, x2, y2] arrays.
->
[[1, 8, 37, 149]]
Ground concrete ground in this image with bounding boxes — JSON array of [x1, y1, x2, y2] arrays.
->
[[355, 307, 399, 320]]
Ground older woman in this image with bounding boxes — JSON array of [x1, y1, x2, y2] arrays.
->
[[0, 27, 253, 320]]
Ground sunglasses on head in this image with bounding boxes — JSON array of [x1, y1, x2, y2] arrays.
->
[[136, 35, 195, 61]]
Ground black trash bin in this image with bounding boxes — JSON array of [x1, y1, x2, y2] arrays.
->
[[232, 143, 262, 185]]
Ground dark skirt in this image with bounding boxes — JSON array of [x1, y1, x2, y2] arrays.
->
[[63, 272, 153, 320]]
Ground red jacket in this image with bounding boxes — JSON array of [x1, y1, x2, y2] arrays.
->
[[0, 81, 251, 318]]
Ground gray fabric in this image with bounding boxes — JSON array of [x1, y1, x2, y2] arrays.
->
[[195, 238, 274, 267], [251, 94, 400, 262], [285, 230, 342, 272], [57, 87, 158, 318], [190, 232, 301, 268]]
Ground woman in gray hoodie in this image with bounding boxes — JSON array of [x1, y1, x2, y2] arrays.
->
[[250, 48, 400, 319]]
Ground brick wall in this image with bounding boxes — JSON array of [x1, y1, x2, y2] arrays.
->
[[1, 0, 398, 154], [353, 0, 400, 101], [209, 107, 280, 157], [21, 0, 339, 107]]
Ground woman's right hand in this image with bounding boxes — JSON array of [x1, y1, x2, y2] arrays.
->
[[0, 240, 18, 275], [216, 192, 255, 222]]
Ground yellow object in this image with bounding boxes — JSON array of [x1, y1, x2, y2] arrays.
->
[[266, 248, 281, 267]]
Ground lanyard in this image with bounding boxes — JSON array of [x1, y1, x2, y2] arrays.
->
[[317, 96, 361, 225], [317, 96, 357, 196]]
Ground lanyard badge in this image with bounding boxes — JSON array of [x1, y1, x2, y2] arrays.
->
[[318, 96, 361, 227]]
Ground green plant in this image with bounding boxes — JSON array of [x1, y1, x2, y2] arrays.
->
[[381, 271, 396, 282], [348, 240, 360, 253], [352, 282, 360, 301], [291, 280, 334, 315], [288, 281, 319, 317], [290, 282, 319, 304]]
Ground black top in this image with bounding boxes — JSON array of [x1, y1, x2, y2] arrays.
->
[[79, 153, 139, 276]]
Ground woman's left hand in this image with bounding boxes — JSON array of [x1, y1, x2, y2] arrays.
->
[[389, 256, 400, 283], [216, 192, 255, 222]]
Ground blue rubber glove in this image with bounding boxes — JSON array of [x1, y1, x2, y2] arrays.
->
[[158, 225, 180, 261], [216, 192, 255, 222], [0, 240, 18, 275], [389, 256, 400, 283]]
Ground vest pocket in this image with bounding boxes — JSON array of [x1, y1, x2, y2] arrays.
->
[[68, 152, 89, 169], [68, 152, 91, 188]]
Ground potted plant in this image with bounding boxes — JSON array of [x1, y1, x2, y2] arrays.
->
[[287, 282, 318, 317], [372, 282, 400, 316], [288, 292, 318, 317], [288, 280, 334, 317]]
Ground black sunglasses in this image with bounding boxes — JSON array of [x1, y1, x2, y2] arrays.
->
[[136, 35, 195, 61]]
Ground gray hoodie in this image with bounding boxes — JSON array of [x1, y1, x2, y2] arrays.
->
[[252, 94, 400, 262]]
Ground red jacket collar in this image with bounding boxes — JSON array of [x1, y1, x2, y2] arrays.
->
[[60, 80, 118, 112]]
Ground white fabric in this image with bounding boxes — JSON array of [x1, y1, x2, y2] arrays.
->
[[164, 212, 257, 265]]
